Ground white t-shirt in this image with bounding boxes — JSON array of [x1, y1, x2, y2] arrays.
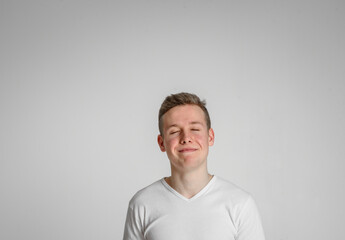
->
[[123, 176, 265, 240]]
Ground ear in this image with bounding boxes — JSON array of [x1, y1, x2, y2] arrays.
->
[[157, 134, 166, 152], [208, 128, 215, 146]]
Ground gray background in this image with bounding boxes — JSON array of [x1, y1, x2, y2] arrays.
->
[[1, 0, 344, 239]]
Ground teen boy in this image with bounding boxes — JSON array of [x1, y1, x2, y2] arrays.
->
[[123, 92, 265, 240]]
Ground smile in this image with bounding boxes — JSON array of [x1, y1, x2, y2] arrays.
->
[[178, 148, 197, 153]]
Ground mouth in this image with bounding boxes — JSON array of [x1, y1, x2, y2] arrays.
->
[[178, 148, 197, 153]]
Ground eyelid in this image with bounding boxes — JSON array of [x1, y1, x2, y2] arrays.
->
[[170, 130, 180, 134]]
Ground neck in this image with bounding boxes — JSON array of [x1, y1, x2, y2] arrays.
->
[[165, 168, 213, 199]]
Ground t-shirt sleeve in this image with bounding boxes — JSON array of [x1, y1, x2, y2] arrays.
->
[[235, 196, 265, 240], [123, 205, 145, 240]]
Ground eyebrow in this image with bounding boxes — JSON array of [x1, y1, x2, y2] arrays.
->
[[190, 121, 203, 125], [166, 121, 203, 129]]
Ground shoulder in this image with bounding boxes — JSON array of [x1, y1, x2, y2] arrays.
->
[[128, 179, 165, 208], [212, 176, 254, 206], [212, 177, 265, 239], [212, 176, 263, 227]]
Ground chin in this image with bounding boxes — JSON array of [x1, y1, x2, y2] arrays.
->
[[179, 158, 205, 169]]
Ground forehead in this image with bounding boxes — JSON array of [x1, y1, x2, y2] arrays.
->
[[162, 104, 206, 127]]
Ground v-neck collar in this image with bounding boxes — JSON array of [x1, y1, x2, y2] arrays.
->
[[161, 175, 217, 202]]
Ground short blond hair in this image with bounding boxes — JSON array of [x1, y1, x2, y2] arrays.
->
[[158, 92, 211, 135]]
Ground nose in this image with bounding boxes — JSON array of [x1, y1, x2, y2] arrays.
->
[[180, 132, 192, 144]]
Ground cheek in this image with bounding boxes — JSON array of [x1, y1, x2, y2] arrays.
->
[[164, 138, 178, 150], [195, 134, 210, 145], [194, 132, 205, 139]]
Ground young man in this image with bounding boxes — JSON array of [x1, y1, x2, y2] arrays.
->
[[123, 92, 265, 240]]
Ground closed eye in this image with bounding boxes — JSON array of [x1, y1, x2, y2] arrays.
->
[[170, 131, 180, 135], [191, 129, 200, 131]]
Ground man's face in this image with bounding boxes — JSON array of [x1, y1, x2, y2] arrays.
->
[[157, 104, 214, 173]]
